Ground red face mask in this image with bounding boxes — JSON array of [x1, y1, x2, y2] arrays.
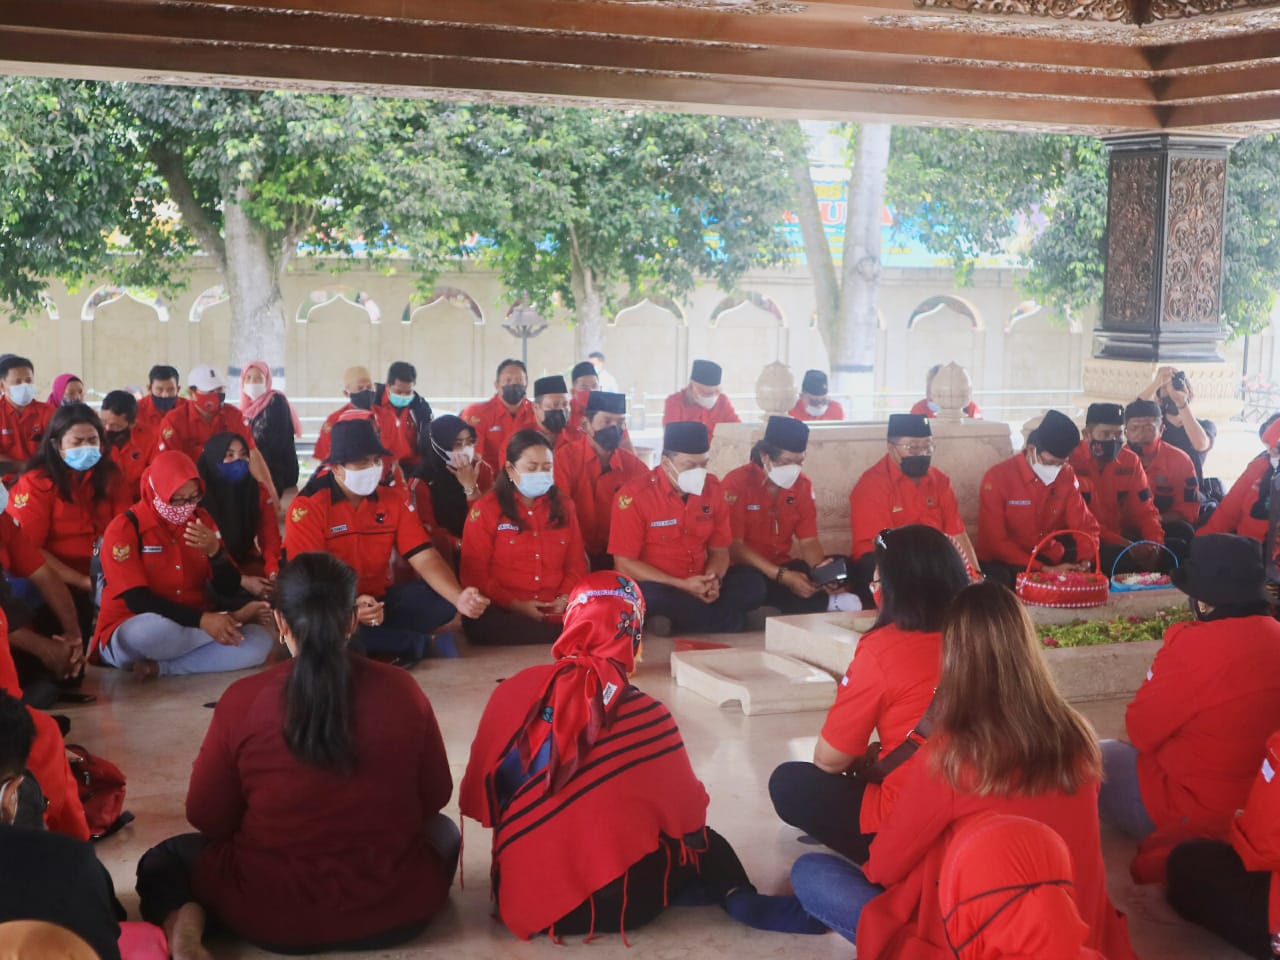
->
[[193, 390, 222, 416]]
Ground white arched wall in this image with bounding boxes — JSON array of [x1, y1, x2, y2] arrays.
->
[[1, 299, 68, 393], [399, 297, 485, 401], [607, 300, 686, 400], [706, 294, 786, 396], [894, 297, 984, 402], [1002, 309, 1084, 396], [301, 298, 375, 395], [84, 289, 170, 396]]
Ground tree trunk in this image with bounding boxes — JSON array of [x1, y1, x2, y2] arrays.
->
[[568, 224, 606, 356], [787, 122, 842, 363], [841, 122, 892, 375], [223, 185, 288, 380]]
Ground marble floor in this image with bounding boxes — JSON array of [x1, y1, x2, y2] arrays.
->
[[66, 630, 1247, 959]]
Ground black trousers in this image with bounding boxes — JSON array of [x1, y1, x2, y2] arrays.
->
[[768, 761, 876, 864], [550, 828, 751, 937], [762, 561, 832, 616], [1166, 839, 1273, 960], [137, 817, 461, 955], [638, 565, 767, 634], [1161, 518, 1196, 562], [462, 604, 563, 646]]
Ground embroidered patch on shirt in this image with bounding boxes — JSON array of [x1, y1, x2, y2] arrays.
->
[[111, 543, 131, 562], [650, 518, 679, 528], [11, 494, 26, 509], [290, 506, 308, 523]]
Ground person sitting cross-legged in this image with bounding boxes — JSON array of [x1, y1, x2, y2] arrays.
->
[[136, 553, 460, 959], [608, 421, 768, 637]]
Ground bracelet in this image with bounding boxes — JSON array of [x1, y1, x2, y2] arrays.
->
[[774, 567, 786, 583]]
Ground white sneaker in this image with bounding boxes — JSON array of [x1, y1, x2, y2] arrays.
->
[[827, 593, 862, 613]]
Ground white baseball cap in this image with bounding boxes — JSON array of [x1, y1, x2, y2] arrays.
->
[[188, 365, 226, 392]]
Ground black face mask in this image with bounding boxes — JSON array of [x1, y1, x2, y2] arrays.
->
[[542, 409, 568, 434], [501, 384, 527, 406], [1161, 397, 1180, 418], [593, 425, 623, 452], [151, 395, 178, 412], [349, 389, 375, 411], [104, 429, 129, 448], [899, 455, 931, 478], [1090, 439, 1122, 463]]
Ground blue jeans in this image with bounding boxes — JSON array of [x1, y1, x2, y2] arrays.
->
[[1098, 739, 1156, 840], [790, 853, 883, 944], [355, 581, 456, 658], [101, 614, 275, 676]]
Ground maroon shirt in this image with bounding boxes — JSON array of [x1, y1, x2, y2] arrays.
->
[[188, 657, 454, 949]]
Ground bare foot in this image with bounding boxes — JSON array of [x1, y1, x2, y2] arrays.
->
[[164, 902, 213, 960], [132, 659, 160, 682]]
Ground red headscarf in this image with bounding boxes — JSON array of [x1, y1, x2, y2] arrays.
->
[[511, 571, 644, 797], [138, 451, 202, 527], [238, 360, 302, 437], [940, 815, 1106, 960]]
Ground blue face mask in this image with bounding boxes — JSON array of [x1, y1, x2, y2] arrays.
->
[[388, 391, 414, 410], [514, 470, 554, 499], [62, 445, 101, 472], [217, 459, 251, 484]]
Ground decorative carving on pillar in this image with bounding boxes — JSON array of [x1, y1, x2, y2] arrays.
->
[[1103, 155, 1159, 330], [1162, 156, 1227, 329], [911, 0, 1280, 25]]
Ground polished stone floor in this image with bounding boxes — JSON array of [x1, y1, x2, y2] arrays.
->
[[67, 631, 1247, 959]]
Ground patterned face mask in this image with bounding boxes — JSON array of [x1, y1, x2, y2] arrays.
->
[[151, 480, 198, 525]]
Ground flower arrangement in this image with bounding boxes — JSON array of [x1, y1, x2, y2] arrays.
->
[[1113, 572, 1173, 587], [1037, 607, 1191, 649], [1023, 571, 1106, 586]]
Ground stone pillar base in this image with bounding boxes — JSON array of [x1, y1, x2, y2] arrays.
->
[[1081, 357, 1240, 422]]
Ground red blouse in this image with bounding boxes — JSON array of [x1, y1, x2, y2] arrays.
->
[[460, 491, 587, 606], [8, 468, 129, 575]]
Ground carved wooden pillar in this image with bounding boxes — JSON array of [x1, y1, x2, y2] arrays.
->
[[1095, 133, 1234, 362]]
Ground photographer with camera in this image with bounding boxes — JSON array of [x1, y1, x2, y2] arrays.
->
[[1139, 366, 1217, 485]]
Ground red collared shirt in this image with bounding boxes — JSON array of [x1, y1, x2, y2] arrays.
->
[[1068, 442, 1163, 547], [461, 395, 538, 466], [553, 435, 649, 556], [976, 453, 1100, 571], [1199, 454, 1270, 543], [607, 466, 732, 579], [0, 511, 46, 578], [722, 462, 819, 566], [283, 475, 431, 598], [1136, 439, 1200, 526], [8, 468, 130, 575], [135, 395, 187, 434], [94, 505, 225, 653], [157, 403, 255, 462], [107, 424, 156, 502], [787, 398, 845, 422], [661, 390, 740, 440], [0, 399, 52, 465], [459, 490, 587, 606], [313, 402, 408, 465], [850, 454, 965, 560]]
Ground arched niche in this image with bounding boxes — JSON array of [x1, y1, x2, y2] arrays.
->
[[900, 294, 983, 402], [1002, 307, 1084, 395], [296, 285, 381, 325], [82, 285, 170, 395], [707, 292, 787, 395], [606, 297, 687, 399], [905, 295, 983, 332], [0, 294, 65, 392], [1005, 299, 1081, 335], [392, 287, 486, 397], [300, 292, 377, 395]]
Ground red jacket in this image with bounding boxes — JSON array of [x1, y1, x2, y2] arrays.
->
[[8, 469, 130, 576], [1229, 730, 1280, 933], [459, 490, 587, 606], [858, 748, 1136, 960], [661, 390, 740, 440], [460, 395, 538, 466], [1127, 614, 1280, 834], [189, 657, 454, 949], [134, 395, 187, 434], [106, 425, 156, 502], [909, 397, 982, 420], [551, 435, 648, 557], [977, 454, 1101, 571], [0, 399, 52, 466], [1199, 455, 1270, 542], [722, 462, 819, 566], [851, 455, 965, 560], [607, 467, 733, 579], [1134, 438, 1200, 526], [1068, 443, 1163, 548], [788, 398, 845, 422], [157, 402, 255, 463]]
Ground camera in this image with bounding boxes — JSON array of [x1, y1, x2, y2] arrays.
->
[[1171, 370, 1188, 393]]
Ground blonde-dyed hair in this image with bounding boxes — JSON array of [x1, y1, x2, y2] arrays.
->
[[931, 581, 1101, 798]]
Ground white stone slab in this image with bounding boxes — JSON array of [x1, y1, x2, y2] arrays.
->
[[670, 648, 837, 716]]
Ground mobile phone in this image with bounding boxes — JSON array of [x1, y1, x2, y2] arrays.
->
[[809, 557, 849, 586]]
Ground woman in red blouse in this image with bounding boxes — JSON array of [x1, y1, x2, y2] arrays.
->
[[770, 524, 970, 863], [94, 451, 273, 677], [7, 404, 130, 637], [787, 581, 1136, 960], [136, 552, 459, 956], [460, 429, 587, 645]]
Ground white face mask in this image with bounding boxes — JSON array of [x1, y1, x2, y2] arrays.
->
[[767, 463, 802, 490], [450, 446, 476, 468], [805, 402, 828, 417], [674, 466, 708, 497], [6, 383, 35, 408], [340, 464, 381, 497], [243, 382, 268, 401], [1031, 461, 1062, 486], [694, 392, 718, 410]]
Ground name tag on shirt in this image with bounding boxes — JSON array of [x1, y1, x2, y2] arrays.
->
[[488, 425, 503, 432], [142, 545, 164, 554], [650, 519, 679, 528], [1007, 499, 1033, 506], [746, 504, 762, 512], [497, 523, 519, 532], [1264, 758, 1275, 784], [329, 524, 349, 534]]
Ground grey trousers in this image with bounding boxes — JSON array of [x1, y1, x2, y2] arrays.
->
[[101, 613, 274, 676]]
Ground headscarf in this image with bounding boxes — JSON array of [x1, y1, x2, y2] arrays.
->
[[138, 451, 202, 528], [416, 415, 476, 537], [940, 815, 1104, 960], [196, 432, 260, 564], [46, 374, 81, 408], [238, 360, 302, 437], [0, 921, 97, 960], [511, 572, 644, 797]]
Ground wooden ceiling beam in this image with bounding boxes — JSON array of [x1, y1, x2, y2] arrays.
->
[[1156, 63, 1280, 102], [1147, 30, 1280, 71]]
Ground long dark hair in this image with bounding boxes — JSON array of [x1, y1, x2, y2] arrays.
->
[[25, 403, 119, 502], [872, 524, 970, 633], [276, 553, 358, 773], [414, 415, 477, 538], [494, 429, 566, 530], [196, 432, 260, 565]]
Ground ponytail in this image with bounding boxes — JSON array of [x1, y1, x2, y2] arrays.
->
[[276, 553, 359, 773]]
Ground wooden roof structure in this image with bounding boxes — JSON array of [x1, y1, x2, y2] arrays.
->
[[4, 1, 1280, 133]]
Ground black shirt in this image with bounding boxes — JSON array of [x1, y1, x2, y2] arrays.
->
[[1163, 417, 1217, 483], [250, 393, 300, 496], [0, 826, 123, 959]]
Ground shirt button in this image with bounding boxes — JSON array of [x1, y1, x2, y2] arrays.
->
[[534, 554, 540, 559]]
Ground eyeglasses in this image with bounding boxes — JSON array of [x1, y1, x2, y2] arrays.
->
[[169, 495, 201, 507], [892, 441, 935, 456], [875, 529, 892, 551]]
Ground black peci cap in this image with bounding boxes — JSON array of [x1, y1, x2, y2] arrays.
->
[[586, 391, 626, 415], [801, 370, 829, 396], [690, 359, 722, 387], [533, 375, 568, 398], [764, 416, 809, 453], [664, 421, 710, 455], [887, 414, 931, 440], [571, 361, 598, 382], [1086, 403, 1124, 426], [1029, 410, 1081, 459]]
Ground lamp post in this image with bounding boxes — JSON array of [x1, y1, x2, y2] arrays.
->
[[503, 301, 549, 367]]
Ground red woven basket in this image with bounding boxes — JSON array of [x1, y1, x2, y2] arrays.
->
[[1015, 529, 1109, 609]]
